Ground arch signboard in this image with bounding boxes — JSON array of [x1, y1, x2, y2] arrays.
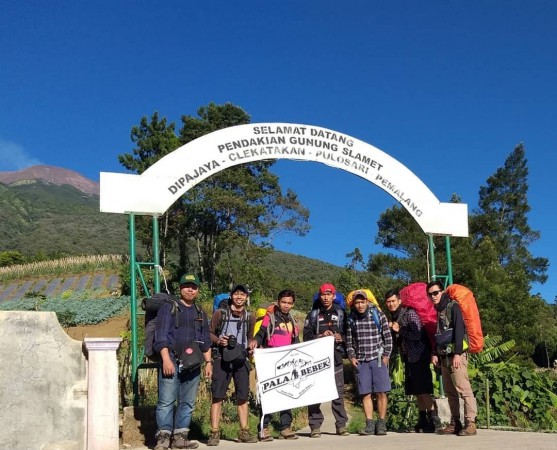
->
[[100, 123, 468, 237]]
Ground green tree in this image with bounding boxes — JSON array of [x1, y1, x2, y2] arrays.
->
[[0, 250, 25, 267], [367, 144, 555, 359], [119, 103, 310, 291]]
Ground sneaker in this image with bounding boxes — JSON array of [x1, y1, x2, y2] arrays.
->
[[279, 428, 299, 440], [437, 418, 463, 435], [207, 429, 220, 447], [238, 427, 258, 443], [375, 419, 387, 436], [458, 421, 477, 436], [336, 427, 350, 436], [360, 419, 375, 436], [155, 431, 171, 450], [259, 428, 273, 442], [310, 428, 321, 438], [172, 429, 199, 449]]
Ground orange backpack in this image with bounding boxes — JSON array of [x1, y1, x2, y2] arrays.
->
[[445, 284, 484, 353]]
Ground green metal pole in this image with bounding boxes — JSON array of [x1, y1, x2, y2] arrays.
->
[[445, 236, 453, 285], [153, 215, 160, 294], [428, 235, 436, 281], [129, 213, 139, 406]]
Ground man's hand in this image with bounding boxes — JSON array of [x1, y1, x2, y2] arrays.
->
[[350, 357, 359, 368], [452, 353, 462, 369], [248, 338, 257, 350], [390, 322, 400, 333], [431, 355, 439, 367], [204, 362, 213, 379], [218, 335, 229, 347], [162, 358, 175, 377], [333, 332, 342, 343], [382, 355, 390, 367]]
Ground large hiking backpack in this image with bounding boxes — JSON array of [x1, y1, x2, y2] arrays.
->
[[312, 291, 346, 310], [445, 284, 484, 353], [213, 293, 230, 312], [346, 288, 382, 310], [399, 282, 437, 349], [142, 292, 180, 361], [142, 292, 203, 361]]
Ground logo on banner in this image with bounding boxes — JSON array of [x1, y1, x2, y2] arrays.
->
[[259, 348, 331, 399]]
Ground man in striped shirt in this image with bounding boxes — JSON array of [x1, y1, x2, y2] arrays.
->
[[346, 290, 393, 436]]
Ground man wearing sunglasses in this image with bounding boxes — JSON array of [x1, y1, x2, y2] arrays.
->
[[427, 281, 477, 437]]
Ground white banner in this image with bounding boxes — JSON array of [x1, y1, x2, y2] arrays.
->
[[254, 336, 338, 415]]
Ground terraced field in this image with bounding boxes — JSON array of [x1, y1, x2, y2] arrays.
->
[[0, 272, 120, 303]]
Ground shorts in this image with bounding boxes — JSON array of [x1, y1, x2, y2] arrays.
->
[[211, 357, 250, 400], [355, 359, 391, 395], [404, 357, 434, 395]]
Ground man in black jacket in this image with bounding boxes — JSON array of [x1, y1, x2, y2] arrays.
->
[[303, 283, 349, 438], [427, 281, 477, 436]]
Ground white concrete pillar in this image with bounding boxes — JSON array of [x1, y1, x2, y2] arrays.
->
[[84, 337, 122, 450]]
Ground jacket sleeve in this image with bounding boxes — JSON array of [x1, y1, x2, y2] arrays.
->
[[452, 303, 466, 355], [199, 311, 212, 353], [153, 303, 174, 354], [247, 312, 256, 340], [209, 309, 222, 345], [303, 311, 317, 341], [380, 311, 393, 357], [399, 309, 423, 342], [346, 317, 356, 360]]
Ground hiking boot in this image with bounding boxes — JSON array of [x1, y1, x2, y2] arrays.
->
[[336, 426, 350, 436], [437, 418, 463, 435], [360, 419, 375, 436], [375, 419, 387, 436], [427, 411, 442, 432], [155, 430, 171, 450], [279, 427, 298, 440], [172, 429, 199, 449], [207, 429, 220, 447], [310, 427, 321, 438], [458, 421, 477, 436], [414, 411, 429, 433], [259, 428, 273, 442], [238, 427, 257, 443]]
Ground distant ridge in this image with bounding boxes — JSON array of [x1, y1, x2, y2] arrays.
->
[[0, 165, 99, 196]]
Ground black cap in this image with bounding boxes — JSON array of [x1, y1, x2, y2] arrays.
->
[[230, 284, 249, 295]]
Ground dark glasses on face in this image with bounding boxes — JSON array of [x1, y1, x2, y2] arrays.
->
[[427, 290, 442, 298]]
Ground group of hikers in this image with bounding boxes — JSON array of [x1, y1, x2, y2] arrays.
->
[[152, 274, 477, 450]]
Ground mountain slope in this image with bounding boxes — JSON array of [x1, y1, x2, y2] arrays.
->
[[0, 165, 99, 196]]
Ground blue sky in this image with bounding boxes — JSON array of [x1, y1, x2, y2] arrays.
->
[[1, 1, 555, 303]]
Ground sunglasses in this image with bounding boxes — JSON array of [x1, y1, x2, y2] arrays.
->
[[427, 290, 442, 298]]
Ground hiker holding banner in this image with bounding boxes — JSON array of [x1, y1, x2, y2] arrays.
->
[[303, 283, 350, 438], [254, 289, 300, 441]]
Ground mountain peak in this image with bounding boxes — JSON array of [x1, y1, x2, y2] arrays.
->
[[0, 165, 99, 196]]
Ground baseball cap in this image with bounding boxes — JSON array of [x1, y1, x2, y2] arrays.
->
[[230, 284, 249, 295], [179, 273, 200, 286], [353, 290, 368, 300], [319, 283, 336, 294]]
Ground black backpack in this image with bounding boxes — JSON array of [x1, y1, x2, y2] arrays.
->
[[142, 292, 202, 361]]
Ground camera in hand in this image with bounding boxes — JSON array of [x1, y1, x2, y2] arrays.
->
[[227, 335, 237, 349]]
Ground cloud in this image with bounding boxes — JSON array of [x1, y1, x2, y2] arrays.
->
[[0, 138, 42, 171]]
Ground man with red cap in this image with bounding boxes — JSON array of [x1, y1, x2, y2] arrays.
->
[[303, 283, 349, 437]]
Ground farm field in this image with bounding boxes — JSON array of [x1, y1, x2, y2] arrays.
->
[[0, 272, 120, 303]]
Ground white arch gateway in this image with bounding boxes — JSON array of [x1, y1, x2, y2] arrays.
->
[[100, 123, 468, 237]]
